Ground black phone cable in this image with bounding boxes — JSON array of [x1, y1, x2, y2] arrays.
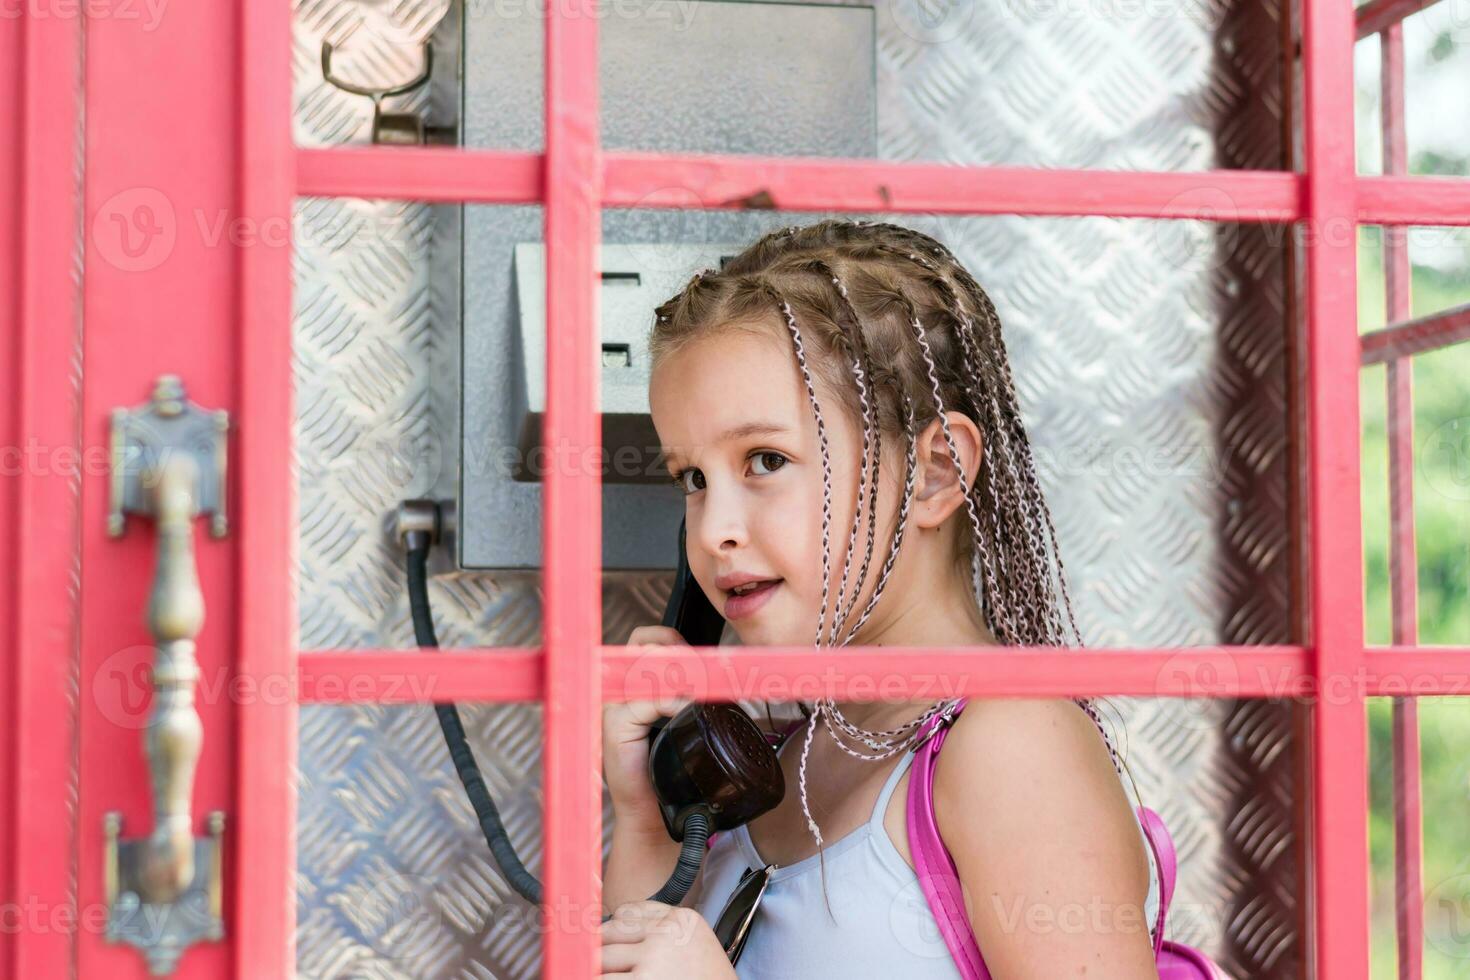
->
[[402, 523, 710, 915]]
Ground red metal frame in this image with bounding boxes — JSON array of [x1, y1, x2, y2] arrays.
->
[[236, 0, 297, 973], [285, 0, 1466, 975], [3, 9, 83, 979], [4, 0, 1467, 975]]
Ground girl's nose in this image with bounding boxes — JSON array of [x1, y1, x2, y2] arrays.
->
[[691, 489, 749, 557]]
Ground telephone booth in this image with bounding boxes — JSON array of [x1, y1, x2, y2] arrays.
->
[[2, 0, 1467, 977]]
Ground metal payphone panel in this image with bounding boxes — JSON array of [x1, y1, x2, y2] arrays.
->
[[456, 1, 878, 569]]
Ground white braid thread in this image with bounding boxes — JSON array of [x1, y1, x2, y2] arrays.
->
[[743, 221, 1128, 861], [773, 282, 960, 854], [877, 240, 1122, 774]]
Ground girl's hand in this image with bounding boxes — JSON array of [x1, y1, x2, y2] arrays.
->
[[600, 900, 736, 979], [603, 626, 694, 833]]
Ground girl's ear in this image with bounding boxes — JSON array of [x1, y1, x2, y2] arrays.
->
[[911, 412, 984, 529]]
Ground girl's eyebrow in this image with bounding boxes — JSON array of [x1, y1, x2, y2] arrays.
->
[[663, 421, 791, 467]]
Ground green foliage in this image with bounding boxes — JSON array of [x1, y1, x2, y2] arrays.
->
[[1358, 226, 1470, 977]]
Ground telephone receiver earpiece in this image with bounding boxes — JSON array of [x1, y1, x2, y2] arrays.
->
[[646, 517, 784, 842]]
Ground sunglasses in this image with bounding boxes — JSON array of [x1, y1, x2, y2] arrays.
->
[[712, 862, 777, 965]]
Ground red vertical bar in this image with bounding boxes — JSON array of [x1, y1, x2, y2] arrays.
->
[[6, 8, 83, 977], [1379, 21, 1426, 980], [542, 1, 603, 976], [1302, 0, 1370, 973], [80, 2, 243, 974], [0, 9, 20, 970], [235, 0, 298, 974]]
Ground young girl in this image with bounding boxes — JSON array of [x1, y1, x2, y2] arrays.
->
[[601, 219, 1161, 978]]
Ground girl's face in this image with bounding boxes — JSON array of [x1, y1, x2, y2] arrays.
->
[[650, 326, 908, 648]]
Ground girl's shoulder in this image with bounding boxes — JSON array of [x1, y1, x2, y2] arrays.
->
[[934, 696, 1128, 808], [930, 697, 1158, 972]]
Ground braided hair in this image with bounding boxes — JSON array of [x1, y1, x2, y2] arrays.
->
[[650, 219, 1139, 916]]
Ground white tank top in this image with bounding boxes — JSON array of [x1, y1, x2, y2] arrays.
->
[[691, 733, 1161, 978]]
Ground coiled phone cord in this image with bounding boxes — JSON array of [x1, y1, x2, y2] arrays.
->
[[403, 528, 710, 914]]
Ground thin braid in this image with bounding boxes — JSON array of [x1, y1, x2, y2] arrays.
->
[[760, 276, 960, 918], [945, 252, 1088, 648], [780, 224, 1124, 775], [757, 279, 841, 912], [859, 233, 1123, 774], [863, 241, 1055, 642], [828, 392, 917, 645], [818, 236, 1043, 640], [891, 288, 1022, 645], [808, 260, 884, 646], [764, 285, 836, 651]]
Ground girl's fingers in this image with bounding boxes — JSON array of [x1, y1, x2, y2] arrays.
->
[[628, 626, 688, 647], [619, 696, 693, 731], [600, 906, 652, 945], [598, 939, 642, 973]]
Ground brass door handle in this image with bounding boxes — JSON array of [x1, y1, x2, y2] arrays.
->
[[104, 375, 227, 976]]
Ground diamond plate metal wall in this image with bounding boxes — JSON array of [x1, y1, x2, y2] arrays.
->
[[290, 0, 1300, 977]]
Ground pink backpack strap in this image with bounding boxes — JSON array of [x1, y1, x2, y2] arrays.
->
[[1136, 805, 1175, 960], [906, 697, 1175, 975], [906, 698, 991, 978]]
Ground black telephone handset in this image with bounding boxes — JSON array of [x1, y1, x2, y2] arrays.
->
[[644, 518, 785, 842]]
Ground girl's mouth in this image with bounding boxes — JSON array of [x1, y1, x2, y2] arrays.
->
[[724, 579, 782, 619]]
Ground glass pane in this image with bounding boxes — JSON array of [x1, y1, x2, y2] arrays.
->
[[1355, 4, 1470, 177], [448, 0, 1287, 172], [1358, 224, 1470, 646], [1368, 696, 1470, 978]]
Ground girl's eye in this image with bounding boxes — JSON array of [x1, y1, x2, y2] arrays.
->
[[669, 452, 787, 496], [751, 451, 788, 476], [670, 468, 705, 495]]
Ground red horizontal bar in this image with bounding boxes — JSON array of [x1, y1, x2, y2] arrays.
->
[[602, 645, 1313, 700], [1361, 300, 1470, 364], [297, 646, 1470, 699], [1359, 175, 1470, 225], [295, 144, 1303, 221], [297, 645, 1311, 701], [602, 153, 1305, 220], [1355, 0, 1439, 38], [1366, 647, 1470, 696], [296, 146, 542, 203], [296, 146, 1470, 230], [299, 649, 543, 702]]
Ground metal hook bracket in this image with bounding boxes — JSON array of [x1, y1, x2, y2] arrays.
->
[[322, 38, 452, 145], [105, 374, 228, 975]]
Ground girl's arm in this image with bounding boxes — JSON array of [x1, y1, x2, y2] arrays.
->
[[932, 698, 1160, 980]]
